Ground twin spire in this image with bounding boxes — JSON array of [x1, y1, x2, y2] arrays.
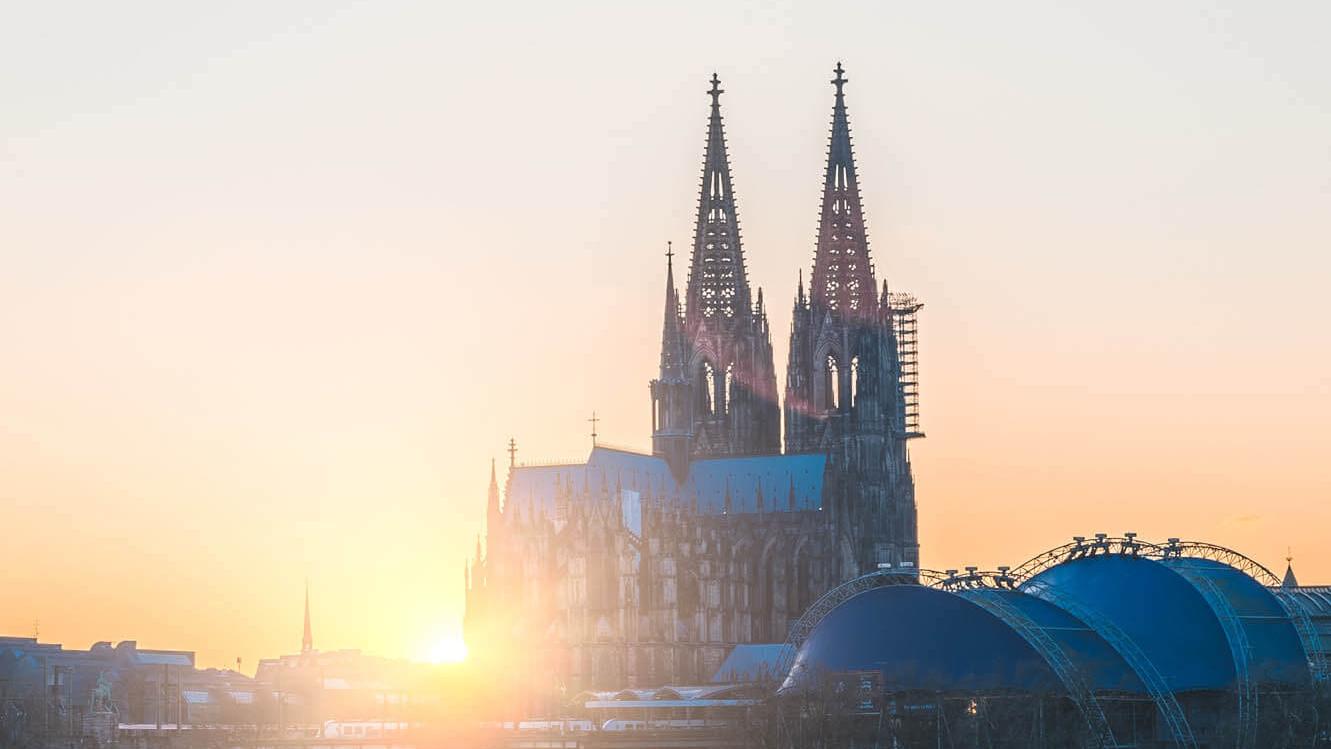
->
[[810, 62, 877, 316], [684, 73, 751, 327], [668, 64, 877, 331]]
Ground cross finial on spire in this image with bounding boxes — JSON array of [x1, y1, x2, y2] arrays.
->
[[832, 62, 847, 97], [708, 73, 723, 107], [665, 240, 673, 265], [588, 411, 600, 447], [507, 438, 517, 468]]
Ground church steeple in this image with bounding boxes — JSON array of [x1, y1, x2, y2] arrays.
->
[[652, 73, 777, 464], [659, 243, 686, 381], [652, 243, 694, 476], [784, 63, 918, 575], [486, 458, 501, 531], [810, 62, 877, 318], [301, 580, 313, 654], [1283, 550, 1300, 588], [685, 73, 751, 327]]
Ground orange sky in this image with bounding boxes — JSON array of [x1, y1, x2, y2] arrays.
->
[[2, 1, 1329, 670]]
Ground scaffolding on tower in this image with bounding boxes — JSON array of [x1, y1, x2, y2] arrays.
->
[[889, 293, 924, 439]]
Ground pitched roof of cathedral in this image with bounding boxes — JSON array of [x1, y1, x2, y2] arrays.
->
[[503, 446, 825, 532]]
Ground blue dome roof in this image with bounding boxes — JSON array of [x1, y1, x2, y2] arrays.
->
[[1157, 557, 1310, 687], [1022, 554, 1236, 691], [778, 538, 1321, 748], [953, 588, 1145, 694], [785, 585, 1063, 693]]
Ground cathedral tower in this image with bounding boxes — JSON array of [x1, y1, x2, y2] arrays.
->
[[652, 74, 779, 464], [650, 245, 692, 475], [785, 63, 918, 572]]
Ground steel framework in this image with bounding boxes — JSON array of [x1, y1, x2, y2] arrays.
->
[[1009, 535, 1282, 584], [888, 292, 923, 439], [778, 537, 1320, 749], [959, 585, 1120, 749], [1272, 590, 1331, 683], [781, 566, 1125, 748], [778, 567, 935, 678], [1167, 561, 1256, 749], [1021, 578, 1199, 749], [1010, 534, 1328, 683]]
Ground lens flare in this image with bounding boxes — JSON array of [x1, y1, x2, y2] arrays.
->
[[425, 634, 468, 664]]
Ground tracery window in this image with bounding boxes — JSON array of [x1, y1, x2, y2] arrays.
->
[[850, 355, 860, 410], [825, 355, 840, 411]]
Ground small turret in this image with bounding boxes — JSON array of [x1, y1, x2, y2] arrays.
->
[[486, 458, 502, 535], [1283, 551, 1300, 588]]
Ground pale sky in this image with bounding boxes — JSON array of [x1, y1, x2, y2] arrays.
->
[[2, 1, 1329, 669]]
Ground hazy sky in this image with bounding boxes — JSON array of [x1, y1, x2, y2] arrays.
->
[[2, 1, 1329, 669]]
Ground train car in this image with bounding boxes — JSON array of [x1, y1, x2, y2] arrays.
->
[[322, 720, 412, 738], [600, 719, 715, 732]]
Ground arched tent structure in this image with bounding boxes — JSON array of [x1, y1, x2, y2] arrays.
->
[[779, 537, 1321, 749]]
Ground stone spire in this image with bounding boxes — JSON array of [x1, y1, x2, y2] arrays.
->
[[685, 73, 751, 327], [659, 242, 687, 382], [810, 62, 877, 318], [785, 63, 919, 573], [486, 458, 501, 533], [301, 580, 313, 654]]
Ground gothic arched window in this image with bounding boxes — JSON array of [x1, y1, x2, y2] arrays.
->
[[825, 355, 840, 412], [850, 355, 861, 410], [723, 363, 734, 416], [699, 362, 716, 416]]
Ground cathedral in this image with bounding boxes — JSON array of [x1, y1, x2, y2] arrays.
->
[[464, 65, 923, 694]]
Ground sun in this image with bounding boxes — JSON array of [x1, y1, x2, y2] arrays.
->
[[425, 634, 468, 664]]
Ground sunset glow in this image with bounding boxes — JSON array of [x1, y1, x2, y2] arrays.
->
[[2, 3, 1329, 681], [425, 634, 468, 664]]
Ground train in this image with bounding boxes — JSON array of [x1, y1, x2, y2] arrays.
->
[[321, 720, 413, 738]]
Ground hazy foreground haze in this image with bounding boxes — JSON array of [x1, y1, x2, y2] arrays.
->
[[2, 1, 1329, 669]]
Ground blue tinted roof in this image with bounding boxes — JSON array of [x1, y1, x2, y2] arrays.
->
[[504, 447, 825, 528], [712, 644, 794, 683], [955, 588, 1145, 694], [784, 585, 1063, 693], [690, 454, 824, 514], [1022, 555, 1236, 691], [1159, 557, 1310, 687]]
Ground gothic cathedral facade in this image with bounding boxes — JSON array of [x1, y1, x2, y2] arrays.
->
[[464, 65, 921, 694]]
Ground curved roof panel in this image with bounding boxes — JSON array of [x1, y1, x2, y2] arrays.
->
[[955, 588, 1145, 694], [1160, 557, 1310, 687], [785, 585, 1063, 693], [1022, 555, 1235, 691]]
